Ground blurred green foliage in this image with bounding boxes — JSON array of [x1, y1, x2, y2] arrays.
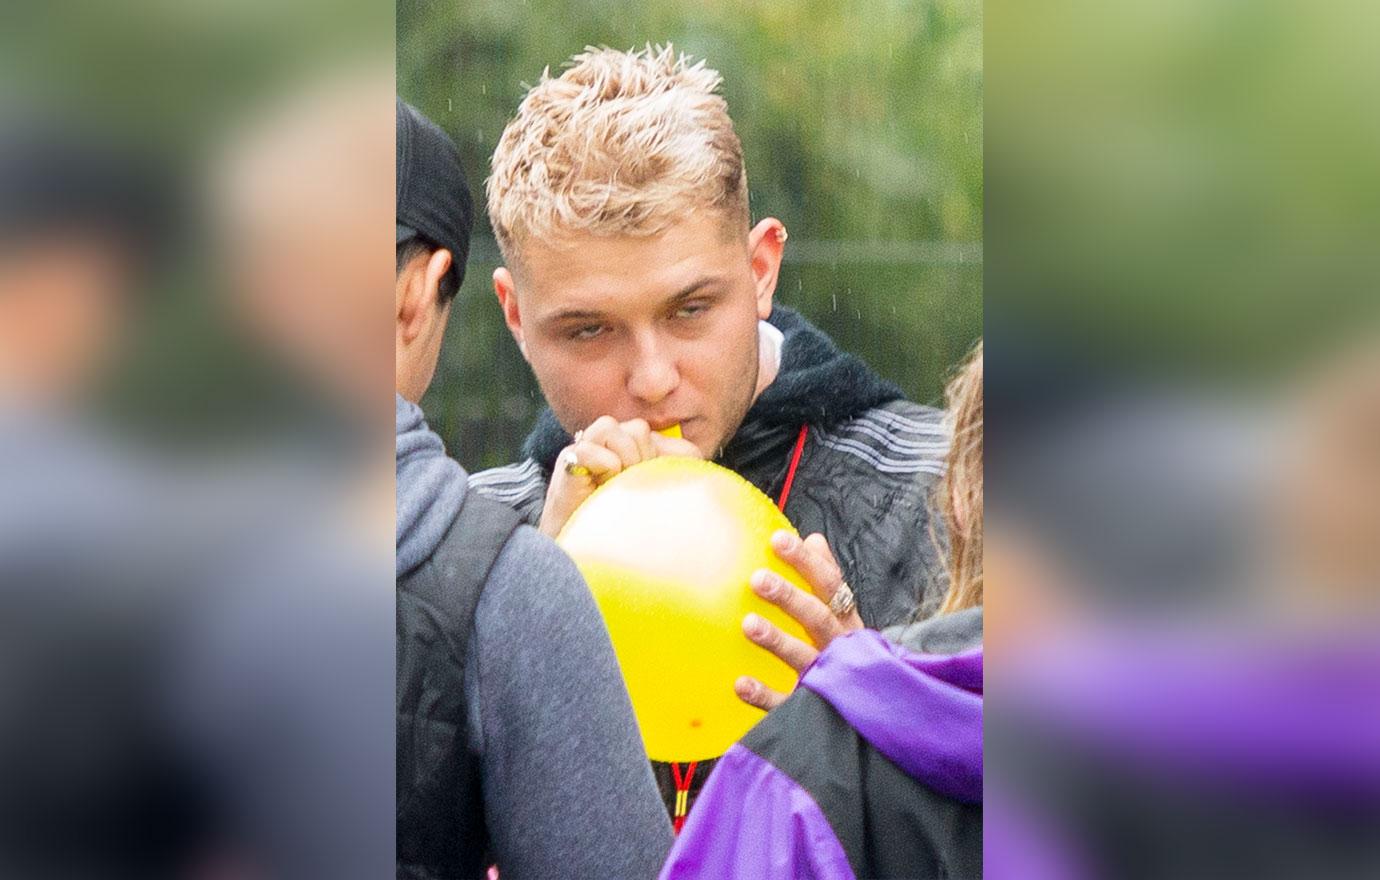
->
[[987, 0, 1380, 382], [399, 0, 983, 469]]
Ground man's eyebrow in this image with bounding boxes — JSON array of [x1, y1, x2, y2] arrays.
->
[[544, 306, 608, 324], [543, 276, 728, 325], [661, 276, 726, 306]]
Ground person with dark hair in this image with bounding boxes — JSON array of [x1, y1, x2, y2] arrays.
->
[[396, 235, 459, 305], [0, 112, 170, 403], [0, 109, 190, 878], [393, 97, 672, 879]]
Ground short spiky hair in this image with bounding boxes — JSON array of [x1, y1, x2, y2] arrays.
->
[[486, 44, 749, 261]]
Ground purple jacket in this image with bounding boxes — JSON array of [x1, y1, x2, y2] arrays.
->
[[986, 627, 1380, 879], [661, 626, 984, 880]]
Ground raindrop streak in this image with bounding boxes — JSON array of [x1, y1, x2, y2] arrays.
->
[[831, 292, 837, 312]]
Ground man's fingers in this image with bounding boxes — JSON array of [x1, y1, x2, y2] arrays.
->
[[749, 570, 839, 649], [537, 442, 623, 536], [734, 675, 788, 712], [650, 434, 703, 459], [742, 612, 819, 673], [801, 534, 858, 628], [581, 420, 642, 470], [620, 418, 655, 461], [607, 432, 644, 470], [579, 414, 620, 442], [802, 532, 842, 571], [568, 442, 624, 480], [770, 530, 845, 603]]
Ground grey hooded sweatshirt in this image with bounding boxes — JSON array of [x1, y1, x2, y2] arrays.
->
[[396, 395, 672, 879]]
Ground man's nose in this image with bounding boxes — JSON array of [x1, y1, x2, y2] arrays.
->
[[626, 332, 680, 405]]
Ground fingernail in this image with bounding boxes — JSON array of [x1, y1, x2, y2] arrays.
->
[[743, 613, 765, 636], [734, 677, 755, 696], [771, 531, 796, 552], [750, 571, 777, 597]]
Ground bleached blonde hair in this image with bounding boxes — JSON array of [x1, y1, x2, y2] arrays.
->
[[486, 44, 749, 262]]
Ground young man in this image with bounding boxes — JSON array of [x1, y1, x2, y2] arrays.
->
[[393, 98, 672, 879], [468, 46, 950, 815]]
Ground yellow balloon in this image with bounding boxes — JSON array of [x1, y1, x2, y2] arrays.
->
[[557, 456, 813, 762]]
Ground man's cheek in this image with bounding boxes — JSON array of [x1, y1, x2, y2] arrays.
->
[[536, 353, 606, 416]]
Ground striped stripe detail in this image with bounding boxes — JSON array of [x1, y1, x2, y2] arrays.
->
[[814, 434, 946, 476], [842, 419, 949, 455], [813, 408, 949, 477], [469, 459, 547, 506], [468, 458, 542, 489], [859, 407, 949, 437]]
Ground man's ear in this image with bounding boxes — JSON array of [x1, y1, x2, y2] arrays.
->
[[397, 248, 452, 345], [493, 266, 529, 360], [747, 217, 787, 320]]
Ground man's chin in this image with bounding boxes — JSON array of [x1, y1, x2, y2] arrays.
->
[[691, 425, 737, 462]]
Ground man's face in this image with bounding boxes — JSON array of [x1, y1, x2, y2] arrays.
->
[[499, 213, 775, 457]]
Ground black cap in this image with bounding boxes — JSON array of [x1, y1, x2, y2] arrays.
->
[[396, 97, 472, 290], [0, 108, 174, 263]]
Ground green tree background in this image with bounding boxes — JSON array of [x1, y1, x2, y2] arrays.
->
[[399, 0, 982, 469]]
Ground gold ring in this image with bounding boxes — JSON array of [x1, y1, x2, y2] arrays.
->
[[828, 581, 857, 618]]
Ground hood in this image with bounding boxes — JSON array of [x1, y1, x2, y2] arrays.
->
[[521, 305, 905, 470], [802, 627, 984, 804], [395, 394, 467, 577]]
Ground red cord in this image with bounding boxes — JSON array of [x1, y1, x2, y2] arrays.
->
[[776, 425, 809, 512], [671, 761, 699, 834]]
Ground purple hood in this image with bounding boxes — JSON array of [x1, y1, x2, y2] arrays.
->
[[661, 629, 983, 880], [803, 628, 983, 802]]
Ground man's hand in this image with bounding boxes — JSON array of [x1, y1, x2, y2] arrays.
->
[[537, 416, 701, 537], [734, 531, 865, 711]]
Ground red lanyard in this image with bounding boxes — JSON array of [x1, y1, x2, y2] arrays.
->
[[670, 760, 699, 834], [776, 424, 810, 512]]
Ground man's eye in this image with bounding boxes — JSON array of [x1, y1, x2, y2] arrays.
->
[[674, 303, 709, 319], [569, 324, 606, 341]]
